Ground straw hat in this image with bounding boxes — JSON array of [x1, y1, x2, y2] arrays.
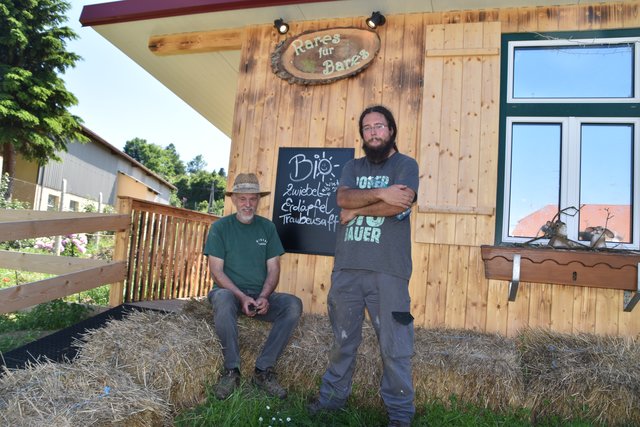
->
[[225, 173, 270, 197]]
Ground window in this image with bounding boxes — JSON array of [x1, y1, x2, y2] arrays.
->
[[47, 195, 59, 211], [69, 200, 79, 212], [509, 40, 637, 102], [499, 31, 640, 249]]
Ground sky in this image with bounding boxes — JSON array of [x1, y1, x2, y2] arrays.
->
[[62, 1, 231, 173]]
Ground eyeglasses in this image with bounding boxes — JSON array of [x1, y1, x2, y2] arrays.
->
[[362, 124, 387, 134]]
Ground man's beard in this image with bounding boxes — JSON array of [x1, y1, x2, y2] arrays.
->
[[362, 138, 394, 164]]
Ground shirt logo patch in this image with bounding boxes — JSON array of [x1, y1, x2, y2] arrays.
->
[[256, 238, 268, 246]]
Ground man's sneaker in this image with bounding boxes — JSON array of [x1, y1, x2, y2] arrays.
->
[[252, 367, 287, 399], [306, 396, 341, 415], [214, 368, 240, 400]]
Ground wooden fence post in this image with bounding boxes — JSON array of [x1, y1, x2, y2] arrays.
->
[[110, 197, 133, 306]]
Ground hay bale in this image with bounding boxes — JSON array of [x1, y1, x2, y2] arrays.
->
[[181, 299, 383, 405], [277, 313, 383, 406], [0, 360, 169, 427], [74, 310, 221, 411], [181, 297, 212, 323], [413, 327, 524, 411], [519, 328, 640, 425]]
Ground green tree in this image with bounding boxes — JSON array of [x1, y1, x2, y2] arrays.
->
[[187, 154, 207, 174], [174, 170, 226, 213], [123, 138, 185, 182], [0, 0, 86, 189]]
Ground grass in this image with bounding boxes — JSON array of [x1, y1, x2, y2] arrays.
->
[[174, 383, 594, 427], [0, 298, 101, 353], [0, 236, 113, 353]]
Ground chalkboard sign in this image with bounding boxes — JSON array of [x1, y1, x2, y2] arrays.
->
[[273, 147, 354, 256]]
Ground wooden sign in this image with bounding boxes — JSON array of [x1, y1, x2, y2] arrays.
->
[[272, 147, 354, 255], [271, 27, 380, 85]]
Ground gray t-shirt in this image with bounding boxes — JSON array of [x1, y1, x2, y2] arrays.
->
[[333, 152, 419, 280]]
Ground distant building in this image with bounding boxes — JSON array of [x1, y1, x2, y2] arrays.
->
[[4, 126, 176, 212]]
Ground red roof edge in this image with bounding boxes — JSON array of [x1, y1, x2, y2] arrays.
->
[[80, 0, 335, 27]]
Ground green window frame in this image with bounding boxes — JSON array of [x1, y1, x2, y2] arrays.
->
[[497, 30, 640, 250]]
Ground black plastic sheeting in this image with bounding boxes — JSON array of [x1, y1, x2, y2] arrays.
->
[[0, 304, 156, 372]]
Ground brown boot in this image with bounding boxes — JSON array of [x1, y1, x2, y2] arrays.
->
[[214, 368, 240, 399], [252, 367, 287, 399]]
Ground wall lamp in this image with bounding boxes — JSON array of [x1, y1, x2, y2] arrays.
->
[[274, 18, 289, 35], [365, 11, 386, 29]]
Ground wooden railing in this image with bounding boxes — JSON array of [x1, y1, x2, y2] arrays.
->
[[0, 199, 219, 314], [0, 210, 130, 314], [111, 197, 218, 306]]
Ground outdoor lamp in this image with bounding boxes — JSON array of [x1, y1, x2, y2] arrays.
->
[[366, 11, 386, 29], [274, 18, 289, 35]]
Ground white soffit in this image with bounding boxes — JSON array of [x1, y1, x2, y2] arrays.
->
[[88, 0, 583, 137]]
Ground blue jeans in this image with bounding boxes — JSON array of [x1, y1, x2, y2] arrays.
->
[[209, 287, 302, 371], [319, 269, 415, 423]]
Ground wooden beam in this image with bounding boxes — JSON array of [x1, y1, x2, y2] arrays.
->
[[426, 47, 500, 57], [418, 204, 495, 216], [0, 212, 131, 241], [148, 28, 243, 56], [0, 261, 127, 314], [0, 210, 124, 222], [0, 250, 115, 274]]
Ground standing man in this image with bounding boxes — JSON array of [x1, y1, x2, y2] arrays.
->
[[204, 172, 302, 400], [308, 105, 419, 427]]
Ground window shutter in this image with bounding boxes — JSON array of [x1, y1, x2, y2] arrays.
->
[[416, 22, 501, 245]]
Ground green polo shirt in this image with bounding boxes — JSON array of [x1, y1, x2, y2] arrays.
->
[[203, 214, 285, 294]]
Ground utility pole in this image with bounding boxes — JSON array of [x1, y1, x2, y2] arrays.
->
[[208, 182, 216, 213]]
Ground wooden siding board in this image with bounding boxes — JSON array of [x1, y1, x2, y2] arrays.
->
[[572, 286, 597, 333], [424, 244, 449, 328], [295, 254, 316, 312], [257, 26, 284, 216], [550, 285, 574, 333], [535, 5, 560, 31], [527, 283, 552, 329], [453, 23, 484, 246], [398, 13, 425, 161], [311, 255, 332, 314], [475, 22, 500, 245], [243, 26, 271, 179], [410, 244, 429, 327], [464, 246, 488, 331], [444, 245, 469, 328], [485, 279, 508, 335], [381, 14, 405, 131], [506, 282, 531, 337], [227, 28, 251, 213], [594, 288, 619, 335], [279, 254, 297, 295], [363, 20, 387, 108], [416, 23, 445, 244]]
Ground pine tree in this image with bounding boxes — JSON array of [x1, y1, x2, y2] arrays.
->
[[0, 0, 86, 195]]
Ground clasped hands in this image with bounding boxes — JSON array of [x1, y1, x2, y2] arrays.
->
[[242, 295, 269, 317]]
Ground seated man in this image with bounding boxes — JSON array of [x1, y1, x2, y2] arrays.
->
[[204, 172, 302, 400]]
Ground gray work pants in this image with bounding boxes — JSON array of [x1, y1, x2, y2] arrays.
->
[[319, 269, 415, 423], [209, 288, 302, 371]]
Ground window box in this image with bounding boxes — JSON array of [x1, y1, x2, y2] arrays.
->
[[480, 245, 640, 291]]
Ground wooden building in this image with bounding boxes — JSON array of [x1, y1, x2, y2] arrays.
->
[[80, 0, 640, 337]]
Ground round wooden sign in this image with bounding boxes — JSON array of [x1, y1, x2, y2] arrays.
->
[[271, 27, 381, 85]]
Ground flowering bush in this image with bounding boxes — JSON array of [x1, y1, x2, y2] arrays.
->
[[34, 234, 88, 257]]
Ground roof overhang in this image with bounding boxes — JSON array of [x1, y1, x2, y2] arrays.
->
[[80, 0, 581, 138]]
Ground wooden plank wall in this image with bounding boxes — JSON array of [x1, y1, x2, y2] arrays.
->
[[226, 1, 640, 337]]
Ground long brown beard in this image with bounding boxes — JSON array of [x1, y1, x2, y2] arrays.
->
[[362, 138, 394, 164]]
